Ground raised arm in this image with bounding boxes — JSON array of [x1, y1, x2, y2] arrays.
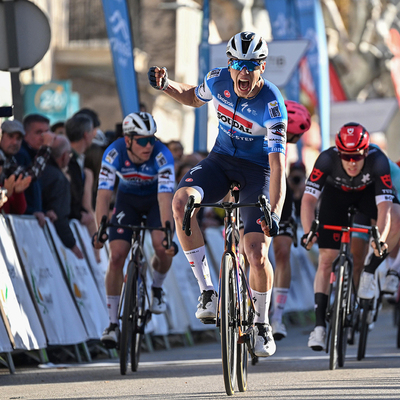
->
[[148, 66, 205, 108]]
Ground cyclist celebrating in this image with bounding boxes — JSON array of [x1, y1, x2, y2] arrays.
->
[[93, 112, 176, 348], [148, 31, 287, 357], [270, 100, 311, 341], [301, 122, 400, 351]]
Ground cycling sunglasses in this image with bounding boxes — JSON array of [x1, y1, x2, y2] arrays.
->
[[229, 59, 262, 72], [133, 136, 156, 147], [338, 152, 365, 162]]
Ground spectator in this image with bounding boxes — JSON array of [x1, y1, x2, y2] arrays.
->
[[40, 135, 84, 259], [65, 114, 99, 260], [0, 120, 33, 214], [51, 121, 66, 136], [75, 108, 106, 209], [287, 161, 307, 219], [15, 114, 56, 227], [167, 140, 184, 163]]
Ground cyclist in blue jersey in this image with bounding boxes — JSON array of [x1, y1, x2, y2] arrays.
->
[[92, 112, 176, 348], [148, 31, 287, 357]]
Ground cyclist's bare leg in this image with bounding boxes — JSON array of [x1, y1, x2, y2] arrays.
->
[[173, 187, 204, 249], [351, 236, 369, 289], [314, 248, 339, 295], [106, 239, 131, 295], [244, 232, 273, 292], [273, 235, 292, 288], [173, 186, 215, 294]]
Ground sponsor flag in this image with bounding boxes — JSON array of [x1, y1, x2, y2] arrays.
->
[[102, 0, 139, 117]]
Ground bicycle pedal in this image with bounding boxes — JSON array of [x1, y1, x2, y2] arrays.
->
[[199, 317, 216, 325]]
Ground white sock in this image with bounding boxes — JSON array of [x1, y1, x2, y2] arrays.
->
[[106, 295, 120, 325], [152, 269, 168, 288], [184, 246, 214, 292], [252, 289, 272, 324], [271, 287, 289, 323]]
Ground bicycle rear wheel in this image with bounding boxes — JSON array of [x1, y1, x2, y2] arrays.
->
[[220, 253, 238, 396], [357, 299, 370, 360], [236, 266, 249, 392], [120, 260, 137, 375], [329, 263, 345, 370]]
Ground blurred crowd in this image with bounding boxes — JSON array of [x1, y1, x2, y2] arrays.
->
[[0, 107, 311, 259]]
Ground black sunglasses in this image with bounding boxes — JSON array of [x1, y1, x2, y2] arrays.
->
[[133, 136, 156, 147]]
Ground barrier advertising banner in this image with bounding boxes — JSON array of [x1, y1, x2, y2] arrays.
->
[[45, 221, 109, 340], [7, 216, 88, 345]]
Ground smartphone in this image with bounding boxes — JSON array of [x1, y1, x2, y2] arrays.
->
[[0, 106, 13, 118]]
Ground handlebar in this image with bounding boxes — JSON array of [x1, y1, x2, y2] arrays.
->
[[95, 215, 173, 250], [301, 219, 384, 257], [181, 193, 273, 237]]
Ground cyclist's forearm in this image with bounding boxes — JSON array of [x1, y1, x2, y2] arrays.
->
[[301, 193, 318, 233], [95, 189, 113, 228], [376, 201, 392, 243], [158, 192, 175, 233], [163, 81, 205, 107], [268, 153, 286, 217]]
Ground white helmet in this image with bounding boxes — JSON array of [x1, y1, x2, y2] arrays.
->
[[123, 112, 157, 136], [226, 31, 268, 61]]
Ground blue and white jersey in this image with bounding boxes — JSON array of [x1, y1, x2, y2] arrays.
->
[[98, 138, 175, 196], [195, 67, 287, 168]]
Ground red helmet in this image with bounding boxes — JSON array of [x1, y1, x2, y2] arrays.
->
[[335, 123, 370, 152], [285, 100, 311, 135]]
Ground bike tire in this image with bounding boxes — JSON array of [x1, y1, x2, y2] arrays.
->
[[119, 260, 137, 375], [220, 253, 238, 396], [131, 270, 145, 372], [357, 299, 370, 361], [329, 263, 344, 370], [236, 266, 249, 392], [396, 302, 400, 348], [338, 260, 353, 367]]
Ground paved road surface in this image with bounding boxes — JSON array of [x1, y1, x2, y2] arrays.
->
[[1, 304, 399, 399]]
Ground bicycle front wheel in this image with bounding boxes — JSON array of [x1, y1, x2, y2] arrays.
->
[[329, 263, 345, 370], [130, 272, 146, 372], [357, 298, 371, 360], [236, 265, 249, 392], [119, 260, 137, 375], [220, 253, 238, 396]]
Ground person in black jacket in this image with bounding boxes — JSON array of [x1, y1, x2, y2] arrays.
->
[[40, 135, 83, 259]]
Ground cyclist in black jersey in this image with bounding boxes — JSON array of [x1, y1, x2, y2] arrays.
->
[[301, 122, 400, 351]]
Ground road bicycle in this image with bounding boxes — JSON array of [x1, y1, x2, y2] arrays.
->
[[303, 206, 381, 370], [182, 183, 272, 396], [96, 215, 172, 375]]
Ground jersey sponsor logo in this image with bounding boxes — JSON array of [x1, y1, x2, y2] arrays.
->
[[310, 168, 324, 182], [361, 173, 370, 184], [217, 93, 234, 108], [155, 152, 167, 167], [124, 160, 130, 167], [333, 233, 341, 242], [190, 165, 202, 174], [381, 174, 393, 188], [217, 105, 253, 134], [117, 228, 124, 234], [270, 122, 286, 137], [224, 90, 231, 98], [256, 218, 262, 225], [185, 178, 193, 182], [159, 168, 173, 179], [306, 181, 320, 189], [341, 184, 366, 192], [105, 148, 118, 164], [207, 68, 221, 79], [268, 101, 281, 118]]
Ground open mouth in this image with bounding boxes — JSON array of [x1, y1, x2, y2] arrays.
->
[[238, 79, 250, 92]]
